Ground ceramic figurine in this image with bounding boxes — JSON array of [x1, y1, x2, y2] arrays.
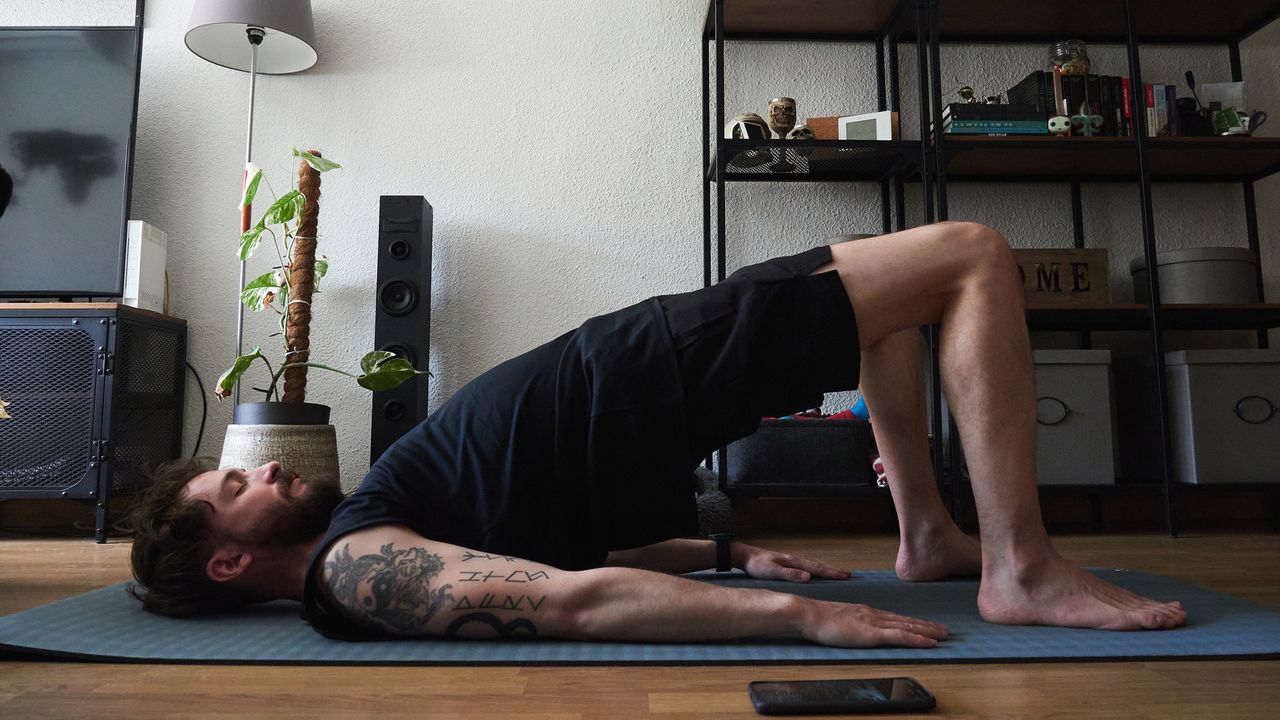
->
[[766, 97, 797, 138], [785, 124, 814, 141], [786, 124, 815, 157], [1071, 101, 1104, 136], [1048, 115, 1071, 135], [723, 112, 770, 140], [722, 113, 771, 168]]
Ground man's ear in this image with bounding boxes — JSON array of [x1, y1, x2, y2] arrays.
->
[[206, 546, 253, 583]]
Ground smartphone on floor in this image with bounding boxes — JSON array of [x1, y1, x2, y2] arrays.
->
[[748, 677, 936, 715]]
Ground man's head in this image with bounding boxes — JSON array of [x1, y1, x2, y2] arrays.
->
[[128, 457, 345, 616]]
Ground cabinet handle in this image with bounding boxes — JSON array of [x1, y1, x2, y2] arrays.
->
[[1036, 396, 1071, 426], [1233, 395, 1276, 425]]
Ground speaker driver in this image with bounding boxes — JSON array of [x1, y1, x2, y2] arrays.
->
[[382, 400, 407, 421], [378, 280, 417, 316], [378, 342, 417, 368], [389, 239, 411, 260]]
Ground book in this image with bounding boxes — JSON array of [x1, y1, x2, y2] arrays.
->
[[1121, 77, 1133, 136], [1165, 83, 1179, 136], [944, 127, 1049, 135], [944, 102, 1043, 120], [1087, 74, 1105, 133], [945, 119, 1048, 129], [1109, 76, 1124, 137], [1154, 83, 1169, 136], [1065, 76, 1085, 116], [1152, 82, 1162, 137], [1007, 71, 1053, 114]]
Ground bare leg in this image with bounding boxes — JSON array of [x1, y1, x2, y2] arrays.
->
[[855, 327, 980, 581], [816, 222, 1185, 630]]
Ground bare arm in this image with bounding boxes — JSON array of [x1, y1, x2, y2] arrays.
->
[[604, 538, 852, 582], [319, 525, 944, 647]]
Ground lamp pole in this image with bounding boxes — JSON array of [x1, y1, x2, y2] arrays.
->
[[233, 26, 264, 405]]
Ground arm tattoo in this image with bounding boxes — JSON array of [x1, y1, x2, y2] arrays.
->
[[325, 542, 454, 635], [445, 613, 538, 639], [461, 551, 516, 562]]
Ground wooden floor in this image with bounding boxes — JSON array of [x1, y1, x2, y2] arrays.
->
[[2, 532, 1278, 719]]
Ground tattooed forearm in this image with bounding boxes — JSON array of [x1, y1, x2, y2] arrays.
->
[[459, 569, 550, 583], [453, 593, 546, 612], [461, 551, 517, 562], [444, 613, 538, 639], [324, 542, 454, 634]]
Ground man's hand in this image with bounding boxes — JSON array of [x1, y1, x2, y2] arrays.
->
[[799, 599, 949, 648], [736, 543, 852, 583]]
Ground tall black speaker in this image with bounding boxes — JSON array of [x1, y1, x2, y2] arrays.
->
[[371, 196, 432, 464]]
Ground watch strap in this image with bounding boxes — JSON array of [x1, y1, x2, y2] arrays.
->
[[711, 533, 733, 572]]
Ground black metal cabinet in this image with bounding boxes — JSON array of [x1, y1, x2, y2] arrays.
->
[[701, 0, 1280, 532], [0, 304, 186, 541]]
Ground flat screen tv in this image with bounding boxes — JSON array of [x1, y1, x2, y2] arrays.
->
[[0, 26, 142, 298]]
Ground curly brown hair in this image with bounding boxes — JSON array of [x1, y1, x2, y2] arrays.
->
[[126, 457, 254, 616]]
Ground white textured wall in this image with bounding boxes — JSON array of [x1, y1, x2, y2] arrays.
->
[[4, 1, 1277, 489]]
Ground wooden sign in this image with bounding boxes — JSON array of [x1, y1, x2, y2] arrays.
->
[[1012, 248, 1111, 308]]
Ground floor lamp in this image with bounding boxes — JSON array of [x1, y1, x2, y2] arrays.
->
[[184, 0, 318, 405]]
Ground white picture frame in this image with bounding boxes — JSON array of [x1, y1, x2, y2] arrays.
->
[[837, 111, 900, 141]]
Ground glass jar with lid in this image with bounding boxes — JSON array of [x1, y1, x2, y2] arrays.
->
[[1050, 39, 1091, 76]]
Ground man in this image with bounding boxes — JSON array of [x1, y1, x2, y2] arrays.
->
[[130, 222, 1185, 646]]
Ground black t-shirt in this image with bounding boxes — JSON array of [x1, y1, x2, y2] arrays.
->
[[301, 298, 700, 639]]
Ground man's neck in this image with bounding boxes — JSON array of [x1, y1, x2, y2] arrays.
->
[[251, 534, 328, 602]]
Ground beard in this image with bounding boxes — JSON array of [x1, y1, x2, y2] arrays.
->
[[237, 472, 347, 548]]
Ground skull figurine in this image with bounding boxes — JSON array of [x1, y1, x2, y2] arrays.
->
[[723, 112, 772, 168], [1048, 115, 1071, 136], [786, 124, 816, 156], [724, 112, 770, 140], [766, 97, 798, 137]]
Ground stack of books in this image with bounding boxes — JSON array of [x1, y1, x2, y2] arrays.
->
[[940, 103, 1048, 135], [1008, 71, 1130, 136]]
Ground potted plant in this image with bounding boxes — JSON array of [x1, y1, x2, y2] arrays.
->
[[215, 148, 425, 486]]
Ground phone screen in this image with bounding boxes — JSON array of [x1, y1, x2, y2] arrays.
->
[[748, 677, 935, 715]]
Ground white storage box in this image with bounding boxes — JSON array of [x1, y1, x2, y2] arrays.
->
[[1034, 350, 1116, 485], [1165, 350, 1280, 484]]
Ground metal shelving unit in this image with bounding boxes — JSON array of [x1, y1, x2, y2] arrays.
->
[[701, 0, 1280, 533]]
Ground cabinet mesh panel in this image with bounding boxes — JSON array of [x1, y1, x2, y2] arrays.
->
[[109, 320, 182, 494], [0, 327, 96, 491]]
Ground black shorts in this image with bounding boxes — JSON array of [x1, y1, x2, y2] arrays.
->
[[655, 244, 862, 463]]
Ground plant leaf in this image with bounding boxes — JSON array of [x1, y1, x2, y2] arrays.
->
[[291, 147, 342, 172], [263, 189, 303, 227], [240, 272, 282, 312], [357, 357, 427, 391], [241, 168, 263, 207], [214, 347, 263, 399], [313, 256, 328, 293], [360, 350, 396, 375], [238, 222, 266, 260]]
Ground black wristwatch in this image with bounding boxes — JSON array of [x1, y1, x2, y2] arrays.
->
[[710, 533, 734, 572]]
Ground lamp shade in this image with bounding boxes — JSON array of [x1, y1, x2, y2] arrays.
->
[[185, 0, 317, 74]]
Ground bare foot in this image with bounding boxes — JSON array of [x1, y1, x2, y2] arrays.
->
[[896, 523, 982, 582], [978, 553, 1187, 630]]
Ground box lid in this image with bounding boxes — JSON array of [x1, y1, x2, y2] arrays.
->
[[1129, 246, 1256, 274], [1034, 349, 1112, 365], [1165, 349, 1280, 366]]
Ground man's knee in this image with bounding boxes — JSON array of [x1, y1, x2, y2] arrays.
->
[[943, 222, 1016, 276]]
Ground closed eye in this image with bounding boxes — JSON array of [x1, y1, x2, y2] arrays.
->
[[234, 479, 248, 497]]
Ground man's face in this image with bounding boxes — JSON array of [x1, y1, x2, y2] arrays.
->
[[183, 461, 344, 549]]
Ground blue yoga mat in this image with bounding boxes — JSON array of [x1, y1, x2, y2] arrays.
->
[[2, 570, 1277, 665]]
